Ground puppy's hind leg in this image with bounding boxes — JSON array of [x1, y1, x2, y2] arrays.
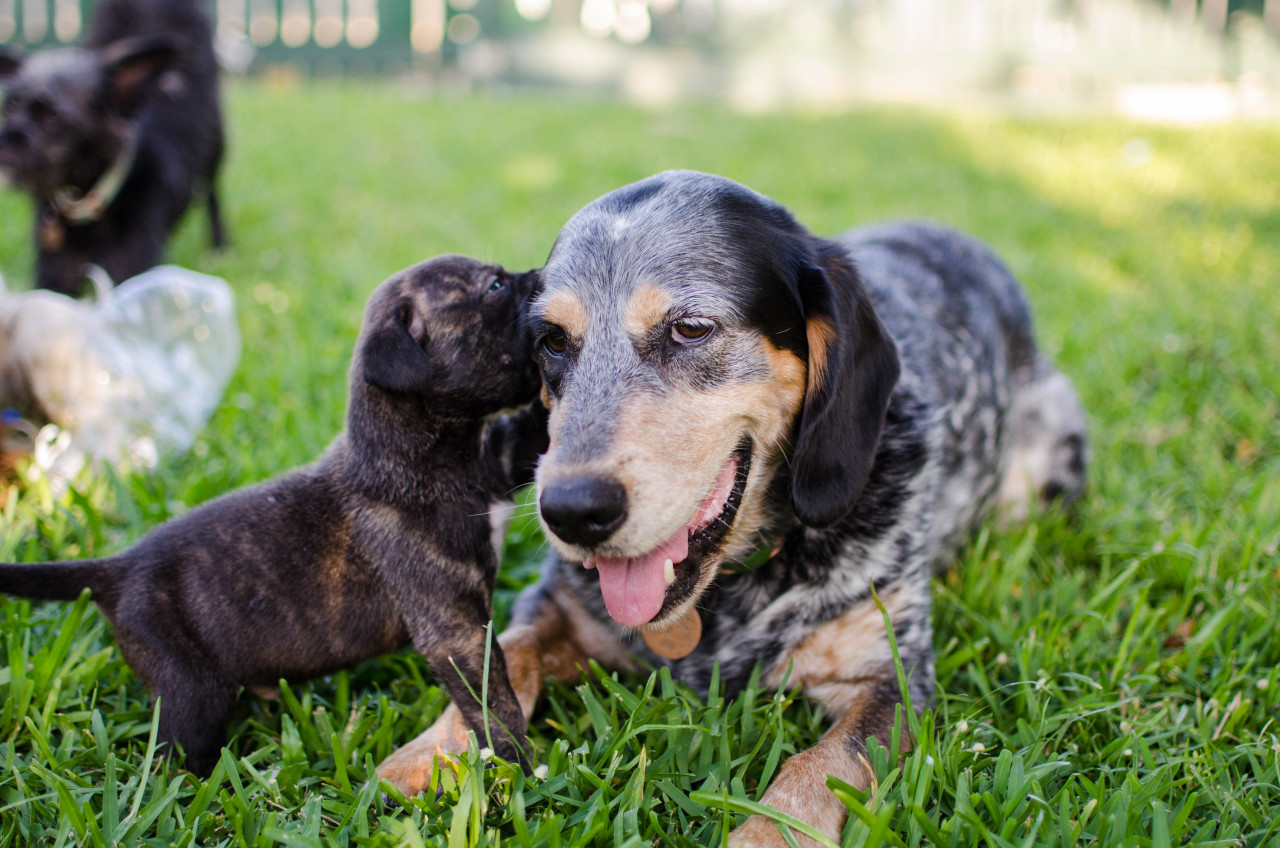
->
[[997, 357, 1089, 520], [151, 664, 238, 777]]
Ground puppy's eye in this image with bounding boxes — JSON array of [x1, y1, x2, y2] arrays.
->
[[671, 319, 714, 344], [542, 329, 568, 356], [487, 276, 506, 293]]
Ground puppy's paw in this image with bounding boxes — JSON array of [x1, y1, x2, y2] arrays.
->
[[376, 705, 470, 798]]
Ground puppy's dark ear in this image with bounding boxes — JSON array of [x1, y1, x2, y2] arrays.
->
[[0, 49, 22, 79], [101, 35, 178, 115], [361, 299, 434, 394], [789, 247, 900, 527]]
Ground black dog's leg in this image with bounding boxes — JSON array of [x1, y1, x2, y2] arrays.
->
[[93, 204, 169, 287], [207, 186, 226, 250], [152, 664, 237, 777], [33, 226, 94, 296], [205, 121, 227, 250]]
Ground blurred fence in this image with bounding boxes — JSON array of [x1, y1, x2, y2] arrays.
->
[[3, 0, 1279, 118]]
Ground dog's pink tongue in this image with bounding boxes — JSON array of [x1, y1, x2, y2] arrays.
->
[[589, 532, 688, 628]]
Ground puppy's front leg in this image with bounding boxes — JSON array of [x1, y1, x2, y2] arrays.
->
[[424, 609, 530, 764], [377, 593, 588, 796]]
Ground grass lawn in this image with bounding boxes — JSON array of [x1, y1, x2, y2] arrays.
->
[[1, 82, 1278, 847]]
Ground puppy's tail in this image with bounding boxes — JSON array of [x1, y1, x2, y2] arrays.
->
[[0, 557, 122, 608]]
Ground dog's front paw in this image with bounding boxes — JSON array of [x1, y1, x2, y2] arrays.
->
[[728, 816, 824, 848], [377, 705, 471, 797]]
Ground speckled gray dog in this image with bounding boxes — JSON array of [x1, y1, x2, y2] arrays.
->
[[381, 172, 1088, 845]]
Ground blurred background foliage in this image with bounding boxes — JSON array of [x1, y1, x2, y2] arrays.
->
[[3, 0, 1280, 120]]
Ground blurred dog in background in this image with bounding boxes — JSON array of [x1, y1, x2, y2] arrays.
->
[[0, 0, 225, 295]]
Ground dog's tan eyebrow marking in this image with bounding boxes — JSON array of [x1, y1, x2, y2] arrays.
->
[[622, 283, 673, 337], [805, 316, 837, 396], [540, 290, 589, 338]]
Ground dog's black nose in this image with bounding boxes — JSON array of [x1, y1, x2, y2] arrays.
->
[[540, 476, 627, 548]]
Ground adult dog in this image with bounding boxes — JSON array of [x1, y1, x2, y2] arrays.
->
[[378, 171, 1088, 844]]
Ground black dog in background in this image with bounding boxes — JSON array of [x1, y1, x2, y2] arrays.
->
[[0, 256, 544, 776], [0, 0, 224, 295]]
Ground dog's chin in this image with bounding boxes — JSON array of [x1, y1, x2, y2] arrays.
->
[[555, 438, 754, 630]]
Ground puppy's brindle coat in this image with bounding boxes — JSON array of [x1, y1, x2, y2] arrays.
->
[[380, 173, 1088, 845], [0, 257, 542, 775], [0, 0, 224, 295]]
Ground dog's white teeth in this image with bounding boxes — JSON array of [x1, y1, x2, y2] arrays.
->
[[663, 558, 675, 586]]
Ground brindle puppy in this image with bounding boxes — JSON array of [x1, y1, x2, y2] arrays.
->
[[0, 256, 543, 776]]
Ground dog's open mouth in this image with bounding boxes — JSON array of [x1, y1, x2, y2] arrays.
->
[[584, 439, 752, 628]]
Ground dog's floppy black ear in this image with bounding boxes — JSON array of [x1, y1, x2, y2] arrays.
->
[[0, 48, 22, 79], [789, 248, 900, 527], [100, 35, 178, 115], [361, 299, 434, 394]]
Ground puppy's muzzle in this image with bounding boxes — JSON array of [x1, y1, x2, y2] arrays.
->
[[540, 475, 628, 548]]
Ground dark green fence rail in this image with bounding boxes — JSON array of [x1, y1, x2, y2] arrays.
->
[[0, 0, 462, 73]]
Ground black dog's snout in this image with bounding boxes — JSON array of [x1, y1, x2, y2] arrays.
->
[[540, 476, 628, 548]]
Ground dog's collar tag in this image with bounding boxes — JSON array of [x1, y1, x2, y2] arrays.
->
[[38, 211, 65, 252], [642, 609, 702, 660]]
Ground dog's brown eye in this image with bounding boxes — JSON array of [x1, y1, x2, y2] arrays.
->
[[672, 319, 714, 344], [543, 329, 568, 355], [487, 276, 505, 293]]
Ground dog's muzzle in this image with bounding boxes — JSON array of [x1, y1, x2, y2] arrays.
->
[[543, 439, 754, 628]]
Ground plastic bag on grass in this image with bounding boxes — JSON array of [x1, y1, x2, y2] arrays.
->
[[0, 265, 240, 487]]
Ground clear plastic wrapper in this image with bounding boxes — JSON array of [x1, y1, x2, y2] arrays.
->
[[0, 266, 240, 485]]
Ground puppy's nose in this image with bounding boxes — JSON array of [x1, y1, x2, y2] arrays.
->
[[540, 476, 627, 548]]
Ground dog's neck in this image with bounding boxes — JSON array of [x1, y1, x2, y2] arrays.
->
[[343, 394, 491, 505]]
